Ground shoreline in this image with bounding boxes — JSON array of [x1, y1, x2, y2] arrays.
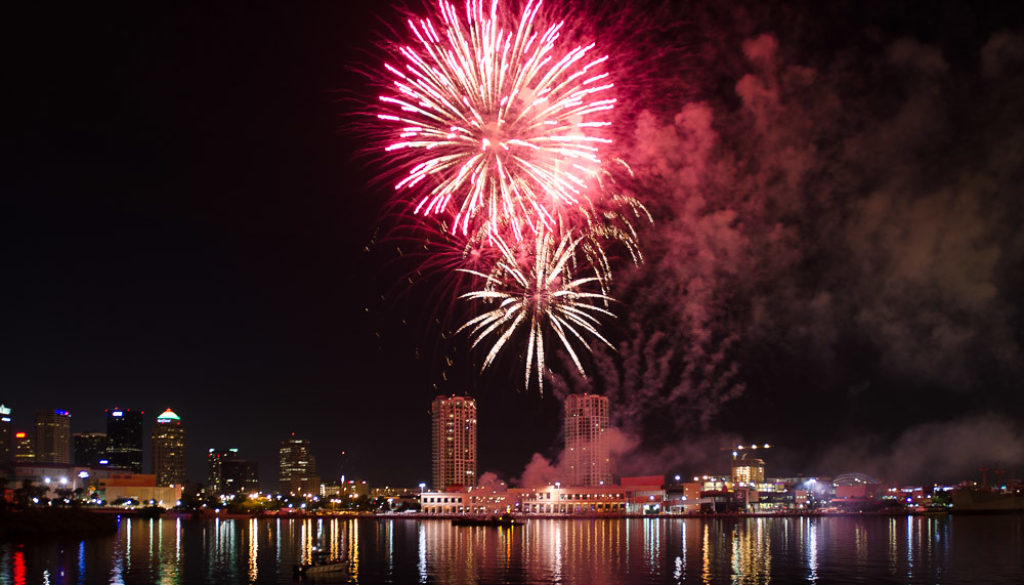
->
[[72, 508, 978, 521]]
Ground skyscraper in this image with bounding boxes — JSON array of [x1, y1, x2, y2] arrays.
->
[[0, 403, 12, 465], [14, 431, 34, 462], [222, 459, 260, 495], [208, 448, 239, 494], [151, 409, 186, 486], [564, 393, 611, 487], [279, 434, 318, 495], [106, 408, 143, 472], [35, 409, 72, 464], [431, 395, 477, 491], [73, 432, 108, 467]]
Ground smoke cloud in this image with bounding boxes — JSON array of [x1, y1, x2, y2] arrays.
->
[[815, 414, 1024, 484], [530, 7, 1024, 481]]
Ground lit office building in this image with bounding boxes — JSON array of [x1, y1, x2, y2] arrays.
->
[[0, 403, 11, 464], [431, 395, 477, 491], [222, 459, 259, 495], [731, 454, 766, 486], [151, 409, 186, 486], [14, 431, 34, 462], [564, 393, 611, 487], [279, 434, 319, 495], [208, 448, 239, 494], [73, 432, 109, 467], [106, 408, 144, 473], [35, 409, 72, 464]]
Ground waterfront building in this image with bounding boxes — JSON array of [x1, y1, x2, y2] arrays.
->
[[421, 484, 647, 516], [35, 409, 72, 464], [9, 463, 112, 498], [511, 485, 632, 515], [207, 448, 238, 494], [73, 432, 109, 467], [370, 486, 422, 499], [222, 458, 259, 495], [731, 453, 766, 486], [105, 408, 144, 472], [833, 472, 882, 499], [322, 479, 370, 502], [99, 473, 182, 508], [430, 395, 477, 491], [564, 393, 611, 487], [14, 431, 35, 462], [421, 487, 509, 515], [0, 403, 11, 464], [151, 409, 186, 486], [279, 434, 319, 495]]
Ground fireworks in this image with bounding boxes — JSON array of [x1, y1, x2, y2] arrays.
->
[[373, 0, 646, 391], [378, 0, 615, 239], [456, 229, 615, 392]]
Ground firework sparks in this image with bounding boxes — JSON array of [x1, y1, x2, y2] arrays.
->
[[457, 229, 615, 392], [378, 0, 616, 239], [371, 0, 647, 391]]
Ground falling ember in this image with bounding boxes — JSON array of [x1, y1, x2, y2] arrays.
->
[[378, 0, 615, 240], [456, 229, 615, 393]]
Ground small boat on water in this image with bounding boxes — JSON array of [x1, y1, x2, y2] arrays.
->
[[452, 514, 522, 527], [294, 548, 348, 577]]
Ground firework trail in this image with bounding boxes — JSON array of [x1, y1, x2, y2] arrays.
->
[[457, 229, 615, 392], [373, 0, 646, 390], [378, 0, 616, 239]]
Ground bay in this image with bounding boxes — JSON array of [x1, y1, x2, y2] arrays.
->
[[2, 514, 1022, 584]]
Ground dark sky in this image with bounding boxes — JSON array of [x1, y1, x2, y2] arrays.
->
[[3, 1, 1023, 489]]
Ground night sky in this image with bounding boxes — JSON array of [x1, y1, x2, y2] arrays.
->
[[4, 1, 1023, 489]]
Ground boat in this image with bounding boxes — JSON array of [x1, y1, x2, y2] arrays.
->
[[294, 548, 348, 577], [951, 488, 1024, 513], [451, 514, 522, 527]]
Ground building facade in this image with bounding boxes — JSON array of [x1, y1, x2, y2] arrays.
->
[[99, 473, 183, 508], [222, 459, 259, 495], [14, 431, 34, 462], [731, 454, 766, 486], [35, 409, 72, 464], [0, 403, 11, 465], [151, 409, 186, 486], [106, 408, 144, 473], [564, 393, 611, 487], [420, 484, 657, 516], [73, 432, 109, 467], [207, 448, 239, 494], [279, 435, 319, 495], [431, 395, 477, 491]]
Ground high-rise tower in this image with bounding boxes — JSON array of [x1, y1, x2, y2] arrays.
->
[[14, 431, 35, 463], [152, 409, 186, 486], [0, 403, 12, 465], [73, 432, 109, 467], [106, 408, 144, 472], [35, 409, 72, 464], [564, 393, 611, 487], [207, 448, 238, 494], [278, 434, 318, 495], [430, 395, 477, 491]]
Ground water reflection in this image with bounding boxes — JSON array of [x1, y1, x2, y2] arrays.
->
[[1, 514, 1020, 584], [247, 518, 258, 583], [806, 519, 818, 583]]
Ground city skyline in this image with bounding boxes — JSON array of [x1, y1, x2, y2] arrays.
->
[[2, 0, 1023, 491]]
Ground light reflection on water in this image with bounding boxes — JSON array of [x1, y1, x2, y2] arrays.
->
[[0, 514, 1022, 584]]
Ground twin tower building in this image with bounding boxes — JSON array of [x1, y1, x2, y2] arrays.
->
[[430, 393, 611, 491]]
